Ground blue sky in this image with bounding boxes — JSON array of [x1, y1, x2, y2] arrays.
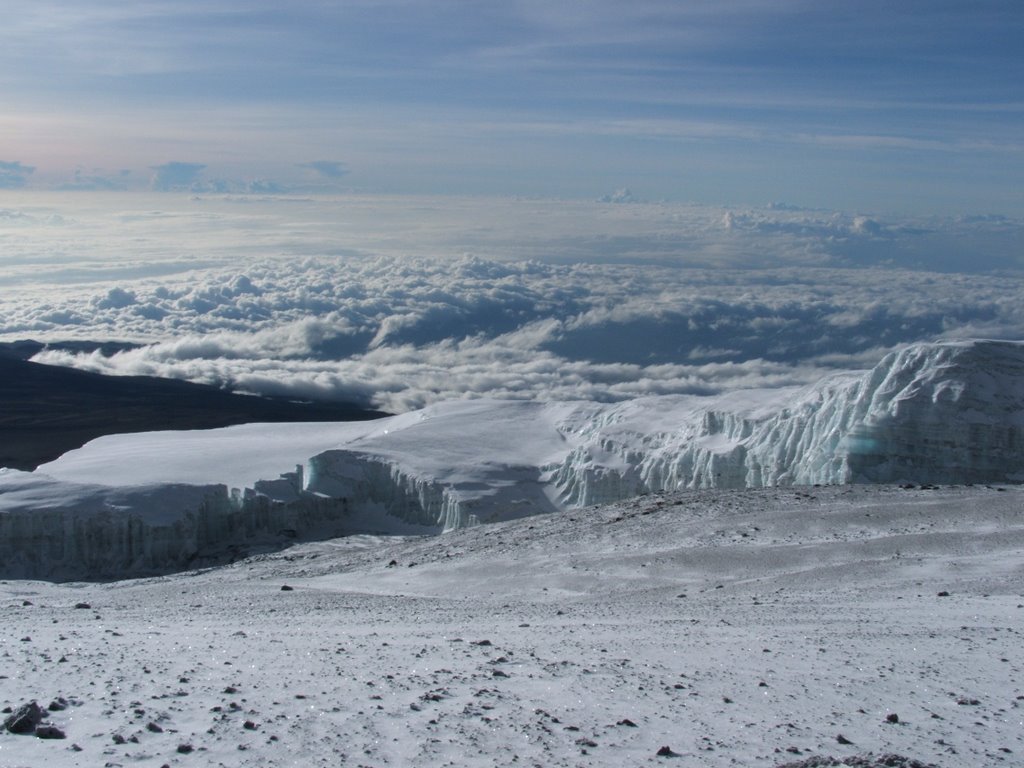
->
[[2, 0, 1022, 213]]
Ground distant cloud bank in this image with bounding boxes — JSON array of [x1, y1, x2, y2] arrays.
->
[[3, 194, 1023, 412], [0, 160, 35, 189], [150, 162, 207, 191]]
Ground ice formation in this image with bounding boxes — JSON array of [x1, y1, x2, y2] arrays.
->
[[2, 340, 1023, 579]]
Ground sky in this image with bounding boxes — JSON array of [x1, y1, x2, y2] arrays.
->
[[1, 0, 1022, 213], [2, 3, 1024, 412]]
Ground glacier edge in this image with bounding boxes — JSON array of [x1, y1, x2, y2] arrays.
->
[[3, 339, 1024, 580]]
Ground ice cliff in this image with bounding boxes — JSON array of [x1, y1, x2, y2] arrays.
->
[[553, 340, 1024, 505], [2, 340, 1023, 579]]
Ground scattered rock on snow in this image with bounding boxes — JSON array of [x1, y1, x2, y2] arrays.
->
[[4, 701, 45, 734], [34, 723, 65, 739], [47, 697, 68, 712], [774, 755, 939, 768]]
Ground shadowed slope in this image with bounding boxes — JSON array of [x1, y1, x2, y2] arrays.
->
[[0, 355, 386, 470]]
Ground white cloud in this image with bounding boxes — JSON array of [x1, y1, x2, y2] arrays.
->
[[5, 193, 1024, 411]]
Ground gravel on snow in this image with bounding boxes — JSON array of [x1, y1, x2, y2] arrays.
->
[[2, 483, 1023, 767]]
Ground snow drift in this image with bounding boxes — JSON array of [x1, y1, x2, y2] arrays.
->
[[2, 340, 1023, 579]]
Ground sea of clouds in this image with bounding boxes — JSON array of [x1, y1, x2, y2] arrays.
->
[[2, 193, 1022, 412]]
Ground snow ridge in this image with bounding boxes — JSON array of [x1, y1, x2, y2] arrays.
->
[[2, 340, 1024, 579]]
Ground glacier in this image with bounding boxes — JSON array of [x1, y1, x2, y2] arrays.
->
[[2, 339, 1023, 579]]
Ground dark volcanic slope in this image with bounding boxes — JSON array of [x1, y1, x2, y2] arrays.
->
[[0, 356, 387, 470]]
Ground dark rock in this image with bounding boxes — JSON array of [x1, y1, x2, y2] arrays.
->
[[885, 713, 900, 724], [177, 743, 194, 753], [74, 602, 91, 609], [47, 697, 68, 712], [147, 722, 164, 733], [4, 701, 44, 734], [773, 754, 940, 768], [243, 720, 258, 730], [836, 734, 853, 745], [617, 718, 638, 727], [35, 723, 65, 739], [937, 591, 950, 597], [280, 585, 294, 592], [657, 745, 681, 757]]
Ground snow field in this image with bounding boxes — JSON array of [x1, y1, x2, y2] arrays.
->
[[2, 484, 1023, 767]]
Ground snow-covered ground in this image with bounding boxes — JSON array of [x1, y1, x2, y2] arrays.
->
[[3, 483, 1022, 767]]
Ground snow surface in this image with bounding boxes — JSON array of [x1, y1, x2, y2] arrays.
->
[[2, 483, 1022, 767], [3, 340, 1024, 579]]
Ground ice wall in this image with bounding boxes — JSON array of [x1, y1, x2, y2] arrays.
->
[[3, 339, 1023, 580], [0, 469, 367, 580], [550, 340, 1024, 505]]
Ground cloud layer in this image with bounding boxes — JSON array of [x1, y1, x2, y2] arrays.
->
[[4, 194, 1024, 412]]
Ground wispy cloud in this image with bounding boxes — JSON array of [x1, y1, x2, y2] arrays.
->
[[298, 161, 348, 179], [149, 161, 206, 191], [0, 160, 35, 189]]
